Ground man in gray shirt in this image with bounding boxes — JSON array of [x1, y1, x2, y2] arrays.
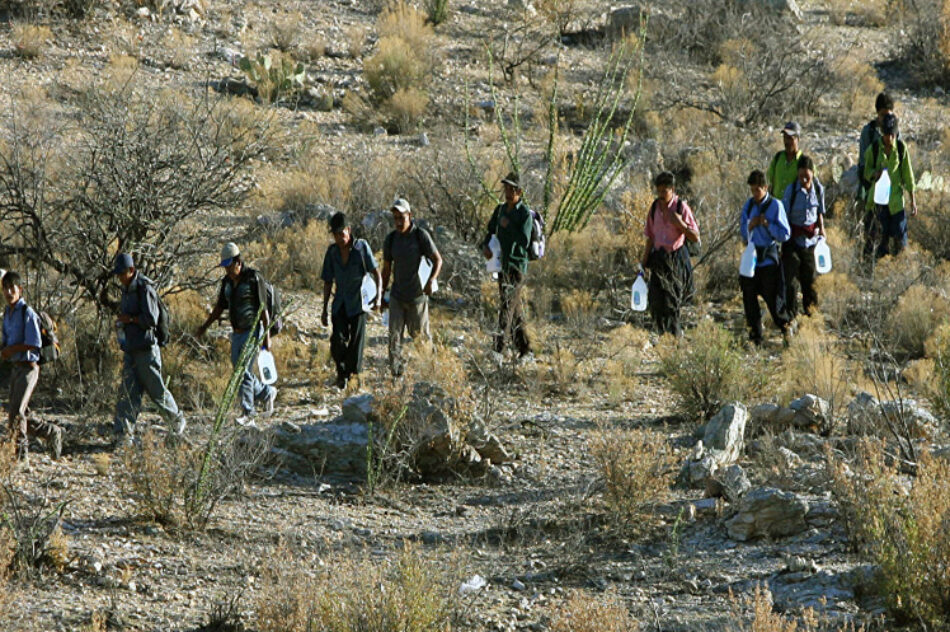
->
[[381, 198, 442, 377]]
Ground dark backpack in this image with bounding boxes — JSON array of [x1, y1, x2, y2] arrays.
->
[[650, 197, 701, 258], [137, 282, 171, 348], [258, 274, 283, 337], [19, 306, 60, 364]]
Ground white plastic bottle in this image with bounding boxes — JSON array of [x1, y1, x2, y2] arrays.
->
[[814, 238, 832, 275], [360, 274, 377, 312], [631, 272, 648, 312], [486, 235, 502, 273], [739, 242, 758, 278], [874, 168, 891, 205], [258, 349, 278, 385]]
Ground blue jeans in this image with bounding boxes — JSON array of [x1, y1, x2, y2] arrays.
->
[[876, 205, 907, 259], [231, 328, 274, 415], [114, 345, 184, 436]]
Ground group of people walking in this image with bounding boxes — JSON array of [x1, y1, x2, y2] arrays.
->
[[2, 92, 918, 460], [641, 92, 916, 344]]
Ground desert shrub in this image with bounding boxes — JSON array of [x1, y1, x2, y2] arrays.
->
[[548, 591, 639, 632], [560, 289, 600, 334], [160, 29, 195, 69], [119, 428, 270, 530], [827, 442, 950, 627], [777, 317, 852, 433], [815, 273, 862, 333], [912, 191, 950, 259], [256, 543, 460, 632], [247, 219, 328, 289], [12, 24, 51, 58], [423, 0, 449, 25], [601, 325, 648, 405], [269, 12, 302, 52], [886, 284, 950, 358], [925, 321, 950, 419], [590, 426, 675, 533], [360, 1, 437, 131], [0, 482, 68, 577], [897, 0, 950, 87], [834, 56, 885, 122], [658, 319, 747, 422]]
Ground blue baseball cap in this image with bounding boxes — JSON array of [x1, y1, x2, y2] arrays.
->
[[113, 253, 134, 275]]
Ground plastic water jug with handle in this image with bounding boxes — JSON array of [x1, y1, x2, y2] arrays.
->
[[258, 348, 278, 385], [814, 238, 832, 274], [739, 242, 758, 278], [873, 169, 891, 205], [631, 271, 648, 312]]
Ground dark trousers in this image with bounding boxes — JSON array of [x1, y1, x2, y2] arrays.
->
[[331, 309, 367, 380], [876, 206, 907, 259], [495, 268, 530, 355], [740, 264, 789, 343], [781, 243, 818, 319], [647, 247, 693, 336]]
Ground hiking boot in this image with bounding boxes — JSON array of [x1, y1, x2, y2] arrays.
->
[[50, 427, 62, 460], [175, 416, 187, 436], [334, 374, 347, 390], [265, 388, 278, 416], [517, 352, 536, 367], [235, 413, 255, 427]]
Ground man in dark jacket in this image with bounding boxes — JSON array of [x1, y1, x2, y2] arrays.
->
[[482, 172, 534, 360], [196, 243, 277, 424], [114, 254, 186, 443]]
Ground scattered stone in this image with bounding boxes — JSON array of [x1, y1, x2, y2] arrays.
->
[[460, 574, 487, 594], [703, 403, 748, 465], [706, 464, 751, 503], [690, 497, 721, 518], [785, 555, 819, 574], [606, 6, 643, 41], [512, 579, 526, 591], [272, 420, 369, 477], [725, 487, 809, 541], [373, 126, 387, 136], [789, 394, 831, 432], [777, 447, 804, 469], [739, 0, 803, 20], [342, 394, 375, 424]]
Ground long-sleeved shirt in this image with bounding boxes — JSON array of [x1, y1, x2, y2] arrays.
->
[[119, 273, 160, 352], [2, 299, 41, 363], [782, 179, 825, 248], [740, 194, 790, 267], [644, 195, 699, 252], [857, 120, 900, 191], [767, 150, 802, 197], [863, 141, 914, 214], [483, 200, 533, 275]]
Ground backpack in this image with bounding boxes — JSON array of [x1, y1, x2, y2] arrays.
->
[[19, 306, 60, 364], [136, 281, 171, 348], [528, 208, 546, 260], [650, 197, 701, 258], [258, 274, 283, 337]]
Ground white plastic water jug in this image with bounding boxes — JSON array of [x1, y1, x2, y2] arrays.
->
[[258, 349, 278, 385], [631, 272, 648, 312], [360, 274, 377, 312], [873, 169, 891, 205], [739, 242, 758, 278], [418, 257, 438, 293], [486, 235, 502, 273], [814, 238, 832, 275]]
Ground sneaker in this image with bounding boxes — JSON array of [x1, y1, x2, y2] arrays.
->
[[517, 352, 536, 367], [235, 414, 255, 427], [488, 351, 505, 367], [265, 388, 278, 416], [175, 417, 187, 436], [50, 427, 62, 460]]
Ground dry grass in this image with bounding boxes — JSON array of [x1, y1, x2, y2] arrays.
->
[[247, 219, 331, 290], [834, 55, 885, 122], [256, 542, 460, 632], [590, 426, 675, 534], [600, 325, 648, 405], [924, 321, 950, 419], [269, 11, 303, 52], [91, 453, 111, 476], [548, 590, 639, 631], [814, 272, 861, 332], [658, 319, 749, 422], [12, 24, 51, 59], [886, 284, 950, 358], [160, 29, 196, 69], [827, 441, 950, 627]]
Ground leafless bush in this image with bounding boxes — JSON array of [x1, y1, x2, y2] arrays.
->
[[896, 0, 950, 87]]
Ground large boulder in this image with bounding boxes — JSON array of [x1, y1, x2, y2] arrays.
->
[[738, 0, 803, 20], [706, 464, 752, 503], [606, 6, 644, 40], [725, 487, 809, 541], [788, 394, 831, 432], [846, 392, 939, 438], [272, 419, 369, 478]]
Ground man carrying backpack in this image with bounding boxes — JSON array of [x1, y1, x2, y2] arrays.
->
[[639, 171, 700, 336], [321, 212, 380, 389], [857, 93, 898, 258], [862, 113, 917, 259], [196, 243, 277, 424], [481, 172, 534, 362], [740, 170, 792, 346], [113, 254, 186, 444], [767, 122, 803, 197], [2, 271, 63, 461], [380, 198, 442, 377], [781, 155, 826, 319]]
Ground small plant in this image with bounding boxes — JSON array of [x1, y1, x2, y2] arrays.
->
[[887, 284, 950, 358], [91, 453, 111, 476], [269, 12, 303, 52], [548, 590, 639, 632], [423, 0, 449, 25], [12, 24, 52, 59], [658, 319, 748, 422], [238, 51, 306, 104], [0, 484, 68, 576], [590, 426, 675, 533]]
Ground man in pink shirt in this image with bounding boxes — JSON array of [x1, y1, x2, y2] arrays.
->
[[640, 172, 700, 335]]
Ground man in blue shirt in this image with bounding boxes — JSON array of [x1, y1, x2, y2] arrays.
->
[[781, 155, 825, 320], [740, 170, 792, 346], [113, 254, 186, 444], [321, 212, 381, 388], [2, 271, 62, 460]]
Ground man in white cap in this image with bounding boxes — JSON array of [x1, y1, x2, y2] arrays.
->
[[380, 198, 442, 377], [196, 243, 277, 424], [113, 254, 185, 446]]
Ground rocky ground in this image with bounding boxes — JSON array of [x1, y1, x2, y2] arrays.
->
[[0, 0, 947, 630]]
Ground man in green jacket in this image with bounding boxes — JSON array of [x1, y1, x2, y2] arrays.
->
[[862, 113, 917, 259], [767, 121, 803, 197], [482, 172, 533, 360]]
